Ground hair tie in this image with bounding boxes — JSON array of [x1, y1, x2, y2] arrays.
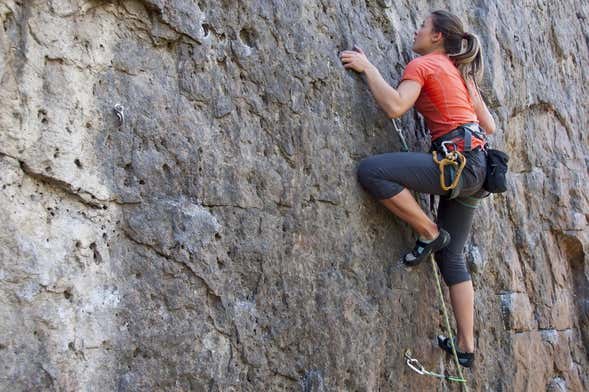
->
[[463, 32, 469, 39]]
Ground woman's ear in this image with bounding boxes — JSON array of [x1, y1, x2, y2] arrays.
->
[[431, 31, 443, 44]]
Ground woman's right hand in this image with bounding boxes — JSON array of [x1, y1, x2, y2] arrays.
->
[[340, 46, 374, 74]]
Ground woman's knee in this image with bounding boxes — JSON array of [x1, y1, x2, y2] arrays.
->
[[357, 155, 405, 199], [435, 248, 471, 286], [357, 157, 378, 189]]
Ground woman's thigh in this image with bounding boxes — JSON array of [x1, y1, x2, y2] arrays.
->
[[457, 149, 487, 197], [358, 152, 450, 197]]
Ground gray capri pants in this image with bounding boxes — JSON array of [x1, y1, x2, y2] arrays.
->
[[357, 149, 487, 286]]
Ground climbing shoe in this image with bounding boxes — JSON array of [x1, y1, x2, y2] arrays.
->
[[437, 336, 475, 368], [401, 228, 450, 267]]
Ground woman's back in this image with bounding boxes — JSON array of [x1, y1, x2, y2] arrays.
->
[[402, 53, 478, 141]]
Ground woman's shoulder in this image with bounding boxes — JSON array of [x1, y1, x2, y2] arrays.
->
[[408, 53, 449, 67], [404, 53, 448, 81]]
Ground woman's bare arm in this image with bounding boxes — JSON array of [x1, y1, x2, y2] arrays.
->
[[340, 47, 421, 118], [363, 64, 422, 119], [467, 80, 496, 135]]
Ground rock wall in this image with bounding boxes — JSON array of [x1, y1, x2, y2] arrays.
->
[[1, 0, 588, 391]]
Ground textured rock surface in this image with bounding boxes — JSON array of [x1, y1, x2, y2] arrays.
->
[[1, 0, 588, 391]]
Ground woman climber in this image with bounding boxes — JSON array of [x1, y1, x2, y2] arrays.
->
[[339, 10, 496, 368]]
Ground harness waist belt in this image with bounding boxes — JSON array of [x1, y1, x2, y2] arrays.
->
[[431, 123, 487, 153]]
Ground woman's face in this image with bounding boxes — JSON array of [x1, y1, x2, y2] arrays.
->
[[412, 16, 440, 55]]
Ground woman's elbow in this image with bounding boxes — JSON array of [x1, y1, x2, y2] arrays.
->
[[480, 116, 496, 135], [485, 120, 496, 135], [484, 124, 496, 135], [386, 105, 406, 119]]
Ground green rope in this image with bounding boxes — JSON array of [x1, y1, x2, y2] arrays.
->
[[402, 256, 469, 388], [430, 254, 469, 392], [391, 119, 469, 390]]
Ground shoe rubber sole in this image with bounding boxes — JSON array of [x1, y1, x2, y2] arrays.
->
[[437, 335, 475, 368], [402, 228, 451, 267]]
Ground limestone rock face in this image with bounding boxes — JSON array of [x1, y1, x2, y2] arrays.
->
[[1, 1, 588, 391]]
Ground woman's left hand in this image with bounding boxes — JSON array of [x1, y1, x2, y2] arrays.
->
[[339, 46, 373, 73]]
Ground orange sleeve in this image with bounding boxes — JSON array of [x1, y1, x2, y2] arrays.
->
[[401, 58, 429, 86]]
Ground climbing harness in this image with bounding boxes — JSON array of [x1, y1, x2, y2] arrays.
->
[[390, 119, 470, 390], [430, 123, 488, 199], [430, 123, 487, 153]]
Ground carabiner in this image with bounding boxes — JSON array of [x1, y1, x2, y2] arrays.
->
[[114, 103, 125, 124], [441, 140, 455, 156], [404, 350, 425, 375], [406, 358, 425, 375]]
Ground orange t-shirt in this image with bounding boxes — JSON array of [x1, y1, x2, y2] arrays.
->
[[401, 52, 485, 150]]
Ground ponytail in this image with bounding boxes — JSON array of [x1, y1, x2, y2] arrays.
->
[[431, 10, 485, 95], [449, 32, 484, 94]]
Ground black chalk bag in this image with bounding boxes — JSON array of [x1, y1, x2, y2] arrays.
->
[[483, 149, 509, 193]]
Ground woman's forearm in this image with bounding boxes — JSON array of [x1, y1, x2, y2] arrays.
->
[[363, 64, 402, 118], [467, 80, 496, 135], [473, 93, 496, 135], [480, 105, 496, 135]]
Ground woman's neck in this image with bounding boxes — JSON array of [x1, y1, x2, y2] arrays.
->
[[424, 47, 446, 55]]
